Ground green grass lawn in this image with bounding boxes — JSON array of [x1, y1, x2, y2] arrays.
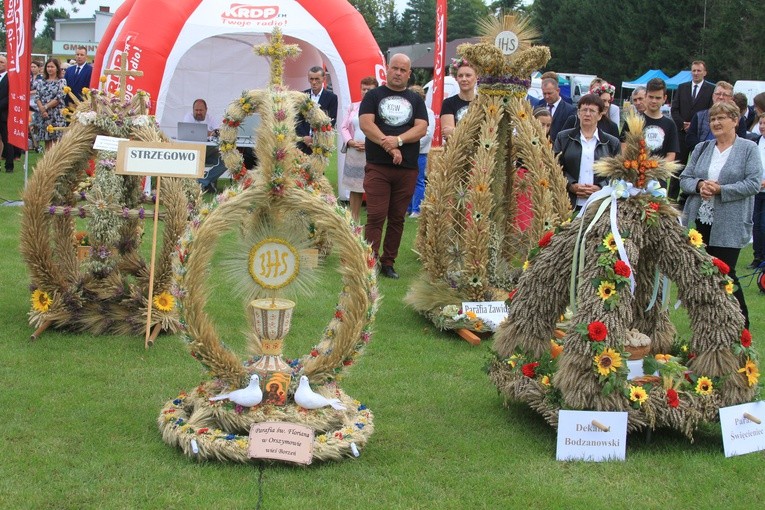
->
[[1, 153, 765, 509]]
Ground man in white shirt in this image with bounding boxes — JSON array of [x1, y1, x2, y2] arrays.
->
[[183, 99, 224, 193], [183, 98, 219, 135]]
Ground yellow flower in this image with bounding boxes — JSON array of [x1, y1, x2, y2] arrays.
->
[[81, 87, 89, 95], [695, 376, 714, 396], [507, 355, 519, 368], [317, 434, 327, 443], [522, 260, 530, 271], [31, 289, 52, 313], [465, 310, 477, 320], [153, 291, 175, 312], [603, 233, 617, 253], [597, 281, 617, 301], [63, 86, 71, 94], [688, 228, 703, 248], [46, 125, 55, 133], [594, 348, 622, 376], [475, 183, 488, 193], [99, 75, 107, 83], [725, 281, 734, 294], [474, 320, 484, 332], [538, 178, 549, 188], [541, 375, 551, 387], [654, 354, 672, 363], [629, 385, 648, 404], [738, 359, 760, 386]]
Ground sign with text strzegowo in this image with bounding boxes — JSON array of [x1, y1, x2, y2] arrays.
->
[[116, 141, 206, 178]]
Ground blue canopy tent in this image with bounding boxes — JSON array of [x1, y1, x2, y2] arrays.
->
[[621, 69, 671, 90], [665, 70, 692, 90]]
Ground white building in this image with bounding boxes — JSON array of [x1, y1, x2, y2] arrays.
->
[[53, 6, 113, 58]]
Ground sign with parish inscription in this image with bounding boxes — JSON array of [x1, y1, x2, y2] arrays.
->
[[248, 422, 314, 464], [719, 401, 765, 457]]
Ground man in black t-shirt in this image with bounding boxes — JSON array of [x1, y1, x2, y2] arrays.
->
[[621, 78, 679, 189], [359, 53, 428, 279]]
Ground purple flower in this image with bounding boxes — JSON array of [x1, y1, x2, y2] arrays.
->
[[48, 206, 56, 215], [97, 246, 110, 259], [138, 207, 145, 219], [79, 207, 87, 218], [122, 207, 130, 218], [62, 206, 71, 216]]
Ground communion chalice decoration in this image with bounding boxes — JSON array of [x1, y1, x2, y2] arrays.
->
[[158, 28, 379, 463]]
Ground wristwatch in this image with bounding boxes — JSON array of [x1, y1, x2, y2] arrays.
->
[[397, 136, 403, 147]]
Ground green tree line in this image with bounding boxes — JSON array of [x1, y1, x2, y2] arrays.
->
[[351, 0, 763, 85]]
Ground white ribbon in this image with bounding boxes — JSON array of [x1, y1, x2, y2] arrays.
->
[[570, 179, 668, 309]]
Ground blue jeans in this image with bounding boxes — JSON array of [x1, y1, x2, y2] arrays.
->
[[198, 158, 228, 188], [408, 153, 428, 214], [753, 192, 765, 260]]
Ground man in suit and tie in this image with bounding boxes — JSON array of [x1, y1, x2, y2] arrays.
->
[[0, 54, 15, 172], [63, 46, 93, 104], [537, 77, 576, 141], [296, 66, 338, 154]]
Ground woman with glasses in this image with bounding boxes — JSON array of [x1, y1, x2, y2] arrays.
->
[[686, 81, 748, 154], [680, 101, 762, 329], [553, 94, 621, 209], [561, 81, 620, 139]]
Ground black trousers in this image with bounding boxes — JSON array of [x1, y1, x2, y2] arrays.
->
[[696, 222, 749, 329]]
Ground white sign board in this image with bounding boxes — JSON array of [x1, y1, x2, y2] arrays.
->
[[557, 410, 628, 462], [461, 301, 509, 331], [116, 141, 206, 178], [719, 401, 765, 457], [93, 135, 129, 152], [248, 421, 314, 465]]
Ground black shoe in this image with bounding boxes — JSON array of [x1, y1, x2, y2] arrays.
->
[[380, 265, 399, 279], [5, 168, 12, 173], [748, 259, 763, 269]]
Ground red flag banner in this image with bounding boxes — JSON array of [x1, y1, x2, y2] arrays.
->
[[4, 0, 31, 149], [431, 0, 447, 147]]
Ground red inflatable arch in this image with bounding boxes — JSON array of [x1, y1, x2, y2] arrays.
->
[[93, 0, 386, 146]]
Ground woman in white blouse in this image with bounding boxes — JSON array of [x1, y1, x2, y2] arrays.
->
[[680, 101, 762, 328]]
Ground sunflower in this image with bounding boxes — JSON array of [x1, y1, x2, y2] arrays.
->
[[31, 289, 52, 313], [153, 291, 175, 312], [629, 385, 648, 404], [688, 228, 703, 248], [695, 376, 714, 396], [597, 281, 617, 301], [602, 233, 617, 253], [594, 348, 622, 377], [737, 359, 760, 387]]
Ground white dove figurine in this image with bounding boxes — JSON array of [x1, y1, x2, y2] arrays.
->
[[294, 375, 346, 410], [209, 374, 263, 407]]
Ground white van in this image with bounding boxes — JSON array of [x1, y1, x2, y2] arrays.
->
[[734, 80, 765, 105], [560, 73, 598, 104]]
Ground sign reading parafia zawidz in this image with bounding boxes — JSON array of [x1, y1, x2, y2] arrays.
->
[[461, 301, 509, 331], [719, 401, 765, 457], [556, 410, 628, 462], [116, 141, 206, 178]]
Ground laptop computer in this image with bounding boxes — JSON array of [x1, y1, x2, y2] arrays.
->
[[177, 121, 209, 142], [237, 114, 261, 143]]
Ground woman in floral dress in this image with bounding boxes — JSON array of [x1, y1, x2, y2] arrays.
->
[[33, 58, 67, 152]]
